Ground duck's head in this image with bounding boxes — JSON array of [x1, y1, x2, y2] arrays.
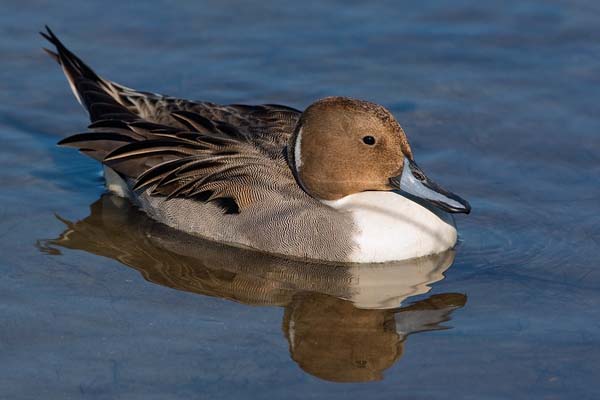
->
[[288, 97, 470, 214]]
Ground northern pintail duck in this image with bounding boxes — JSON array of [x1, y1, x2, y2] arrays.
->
[[42, 27, 470, 263]]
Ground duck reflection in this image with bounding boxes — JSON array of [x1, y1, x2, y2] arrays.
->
[[284, 292, 465, 382], [41, 195, 466, 382]]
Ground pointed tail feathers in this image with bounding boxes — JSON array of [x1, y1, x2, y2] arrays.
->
[[40, 26, 136, 122]]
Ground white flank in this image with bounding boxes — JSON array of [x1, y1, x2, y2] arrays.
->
[[323, 191, 457, 263]]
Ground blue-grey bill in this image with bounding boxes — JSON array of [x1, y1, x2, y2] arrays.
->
[[390, 157, 471, 214]]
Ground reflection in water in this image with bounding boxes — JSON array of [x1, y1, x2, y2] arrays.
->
[[284, 292, 465, 382], [40, 195, 466, 382]]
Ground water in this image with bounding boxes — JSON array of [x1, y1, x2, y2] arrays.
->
[[1, 1, 599, 398]]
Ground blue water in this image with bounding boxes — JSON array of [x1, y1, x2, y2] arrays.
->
[[1, 1, 599, 399]]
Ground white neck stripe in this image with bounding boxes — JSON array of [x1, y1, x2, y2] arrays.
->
[[293, 127, 303, 174]]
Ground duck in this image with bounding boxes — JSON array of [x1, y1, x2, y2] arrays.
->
[[41, 26, 470, 263]]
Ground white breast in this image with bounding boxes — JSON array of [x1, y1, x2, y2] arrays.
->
[[323, 191, 457, 263]]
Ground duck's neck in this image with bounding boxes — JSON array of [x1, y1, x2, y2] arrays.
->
[[322, 191, 457, 263]]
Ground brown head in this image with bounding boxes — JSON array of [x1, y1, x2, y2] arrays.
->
[[288, 97, 470, 213]]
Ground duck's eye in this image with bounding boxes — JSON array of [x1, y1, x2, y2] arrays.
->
[[362, 135, 376, 145]]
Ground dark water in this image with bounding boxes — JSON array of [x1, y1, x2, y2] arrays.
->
[[1, 1, 600, 399]]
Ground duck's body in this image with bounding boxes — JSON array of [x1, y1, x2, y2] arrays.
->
[[42, 27, 468, 263], [106, 168, 456, 262]]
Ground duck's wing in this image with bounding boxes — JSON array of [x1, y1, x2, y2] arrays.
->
[[42, 27, 303, 212], [117, 97, 302, 160], [41, 27, 302, 157]]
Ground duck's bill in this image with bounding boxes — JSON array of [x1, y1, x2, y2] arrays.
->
[[389, 157, 471, 214]]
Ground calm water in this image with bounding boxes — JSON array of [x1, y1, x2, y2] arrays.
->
[[1, 1, 600, 399]]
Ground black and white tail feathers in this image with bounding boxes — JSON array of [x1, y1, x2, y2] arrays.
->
[[40, 25, 143, 123], [41, 27, 302, 211]]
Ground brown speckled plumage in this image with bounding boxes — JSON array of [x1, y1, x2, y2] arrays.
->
[[42, 27, 357, 261]]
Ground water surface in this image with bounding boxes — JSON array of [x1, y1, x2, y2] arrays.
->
[[1, 1, 599, 399]]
